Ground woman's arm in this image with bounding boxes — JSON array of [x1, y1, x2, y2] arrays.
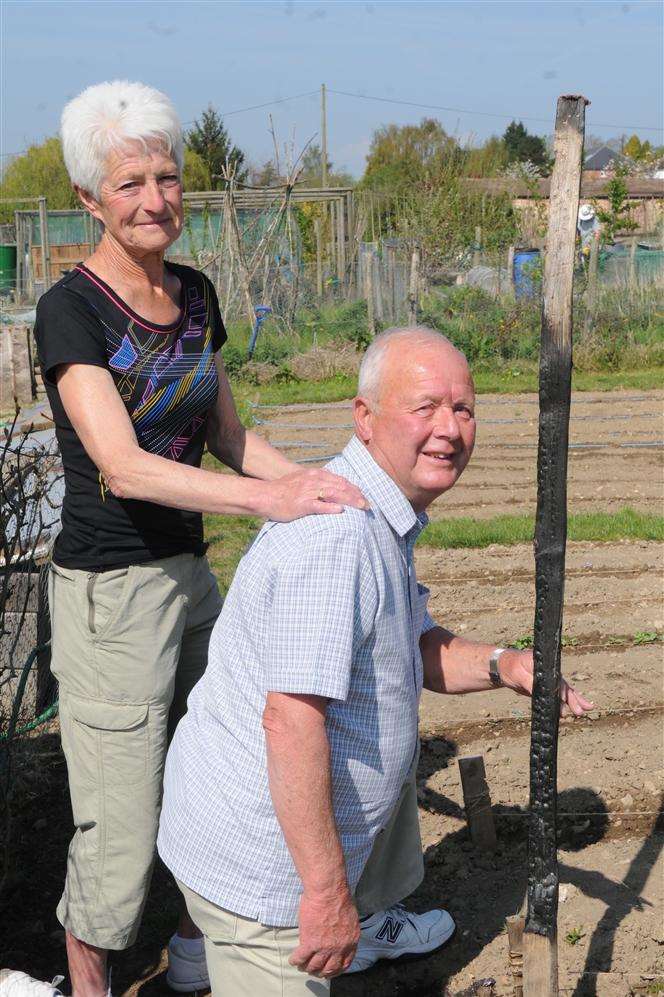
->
[[55, 363, 367, 520], [205, 353, 297, 480]]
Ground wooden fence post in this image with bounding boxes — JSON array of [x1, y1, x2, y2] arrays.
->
[[508, 246, 516, 297], [328, 201, 336, 288], [386, 244, 397, 322], [373, 249, 384, 324], [473, 225, 482, 267], [314, 219, 323, 301], [0, 330, 13, 410], [584, 232, 599, 333], [408, 247, 420, 326], [523, 93, 588, 997], [458, 755, 497, 851], [86, 212, 96, 255], [362, 249, 375, 338], [38, 196, 51, 292], [337, 197, 346, 287], [6, 325, 35, 405], [629, 236, 637, 288]]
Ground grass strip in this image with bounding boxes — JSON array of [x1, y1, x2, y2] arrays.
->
[[203, 514, 261, 595], [418, 507, 664, 549], [231, 367, 663, 409], [202, 507, 662, 595]]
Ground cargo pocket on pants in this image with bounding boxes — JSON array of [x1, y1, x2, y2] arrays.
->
[[67, 695, 149, 787]]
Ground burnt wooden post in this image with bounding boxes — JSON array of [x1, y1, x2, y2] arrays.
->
[[523, 94, 588, 997]]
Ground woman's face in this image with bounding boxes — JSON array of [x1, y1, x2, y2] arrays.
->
[[89, 141, 183, 257]]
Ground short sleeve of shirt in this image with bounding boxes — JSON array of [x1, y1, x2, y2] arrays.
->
[[421, 610, 437, 635], [34, 286, 108, 385], [203, 276, 227, 353], [263, 532, 367, 701]]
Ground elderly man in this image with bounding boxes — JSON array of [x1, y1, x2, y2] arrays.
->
[[158, 327, 591, 995]]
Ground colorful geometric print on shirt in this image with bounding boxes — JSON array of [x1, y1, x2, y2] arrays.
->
[[76, 264, 220, 462]]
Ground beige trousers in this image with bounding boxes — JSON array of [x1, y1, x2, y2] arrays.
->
[[49, 553, 223, 950], [178, 763, 424, 997]]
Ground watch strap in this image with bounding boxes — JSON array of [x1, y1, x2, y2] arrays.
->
[[489, 647, 507, 687]]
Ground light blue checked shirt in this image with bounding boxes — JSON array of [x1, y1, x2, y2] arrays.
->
[[158, 435, 436, 927]]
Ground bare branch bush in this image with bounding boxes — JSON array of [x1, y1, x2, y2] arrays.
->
[[0, 412, 61, 902]]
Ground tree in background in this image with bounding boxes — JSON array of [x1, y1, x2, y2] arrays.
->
[[298, 144, 353, 187], [622, 134, 653, 162], [186, 106, 246, 187], [362, 118, 457, 190], [182, 148, 212, 191], [0, 138, 77, 222], [250, 160, 282, 187], [464, 136, 509, 177], [503, 120, 549, 171], [596, 166, 637, 243]]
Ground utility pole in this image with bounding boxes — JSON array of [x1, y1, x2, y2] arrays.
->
[[321, 83, 328, 187]]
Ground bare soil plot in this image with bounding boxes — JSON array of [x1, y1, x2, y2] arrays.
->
[[254, 389, 664, 519], [3, 392, 661, 996]]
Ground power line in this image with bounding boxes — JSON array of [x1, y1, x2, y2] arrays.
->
[[328, 88, 664, 134], [182, 89, 318, 127]]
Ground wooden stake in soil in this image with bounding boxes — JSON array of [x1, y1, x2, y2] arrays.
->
[[458, 755, 497, 851], [523, 94, 588, 997]]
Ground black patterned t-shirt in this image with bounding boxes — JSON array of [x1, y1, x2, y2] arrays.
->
[[34, 262, 226, 570]]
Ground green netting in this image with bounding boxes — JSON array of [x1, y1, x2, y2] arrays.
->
[[169, 206, 297, 260], [599, 247, 664, 282], [30, 212, 89, 246]]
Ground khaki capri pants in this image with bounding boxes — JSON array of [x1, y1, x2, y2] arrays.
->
[[49, 553, 223, 950]]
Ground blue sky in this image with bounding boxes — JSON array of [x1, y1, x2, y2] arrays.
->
[[2, 0, 662, 177]]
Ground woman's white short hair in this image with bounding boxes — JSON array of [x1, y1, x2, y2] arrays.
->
[[358, 326, 457, 403], [61, 80, 184, 198]]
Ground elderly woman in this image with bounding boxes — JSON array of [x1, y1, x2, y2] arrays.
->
[[29, 80, 365, 997]]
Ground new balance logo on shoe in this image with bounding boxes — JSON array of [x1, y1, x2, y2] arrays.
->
[[374, 916, 405, 944]]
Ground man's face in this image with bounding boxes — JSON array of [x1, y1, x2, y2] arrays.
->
[[355, 341, 476, 512]]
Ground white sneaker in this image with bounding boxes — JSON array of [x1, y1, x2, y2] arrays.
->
[[166, 935, 210, 993], [345, 904, 456, 974], [0, 971, 64, 997]]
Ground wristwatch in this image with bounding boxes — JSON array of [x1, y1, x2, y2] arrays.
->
[[489, 647, 508, 687]]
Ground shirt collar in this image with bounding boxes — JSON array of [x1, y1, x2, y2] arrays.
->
[[342, 435, 429, 540]]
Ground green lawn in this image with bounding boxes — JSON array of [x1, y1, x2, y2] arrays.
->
[[203, 507, 662, 594], [231, 365, 663, 410]]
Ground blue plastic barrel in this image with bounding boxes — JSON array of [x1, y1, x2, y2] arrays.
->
[[513, 249, 540, 300]]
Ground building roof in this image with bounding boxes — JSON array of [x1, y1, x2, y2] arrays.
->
[[462, 177, 664, 199], [584, 146, 628, 171]]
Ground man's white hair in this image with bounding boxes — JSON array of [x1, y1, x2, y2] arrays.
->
[[357, 326, 463, 402], [61, 80, 184, 198]]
